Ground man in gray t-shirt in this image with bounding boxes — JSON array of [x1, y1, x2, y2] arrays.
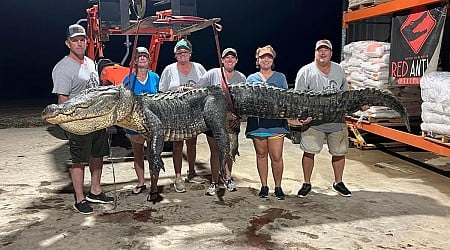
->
[[198, 48, 246, 196], [52, 24, 113, 215], [291, 39, 352, 198]]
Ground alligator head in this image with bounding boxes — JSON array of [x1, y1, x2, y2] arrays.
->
[[42, 85, 134, 135]]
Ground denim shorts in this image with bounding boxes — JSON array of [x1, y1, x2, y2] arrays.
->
[[300, 127, 348, 156]]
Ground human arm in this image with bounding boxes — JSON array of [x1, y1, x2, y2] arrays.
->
[[57, 94, 69, 104]]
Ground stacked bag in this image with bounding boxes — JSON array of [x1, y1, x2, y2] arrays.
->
[[341, 40, 390, 89], [348, 0, 393, 11], [341, 40, 401, 119], [420, 71, 450, 135]]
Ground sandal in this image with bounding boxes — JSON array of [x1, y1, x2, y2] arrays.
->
[[146, 192, 163, 204], [131, 184, 147, 195]]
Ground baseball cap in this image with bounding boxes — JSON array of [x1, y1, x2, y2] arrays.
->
[[136, 47, 150, 56], [221, 48, 237, 58], [257, 46, 276, 58], [315, 39, 333, 50], [67, 24, 87, 38], [174, 39, 192, 53]]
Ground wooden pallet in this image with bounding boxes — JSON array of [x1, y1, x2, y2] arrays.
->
[[422, 131, 450, 145], [350, 116, 405, 124], [364, 117, 404, 123], [348, 0, 392, 11]]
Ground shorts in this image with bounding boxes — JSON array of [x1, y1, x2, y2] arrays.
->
[[66, 129, 110, 164], [247, 133, 286, 140], [300, 127, 348, 156], [126, 129, 138, 135], [204, 129, 214, 138]]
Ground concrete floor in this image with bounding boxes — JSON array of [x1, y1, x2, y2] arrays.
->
[[0, 124, 449, 249]]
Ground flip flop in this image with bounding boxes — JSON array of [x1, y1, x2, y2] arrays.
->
[[131, 184, 147, 195], [147, 192, 163, 204]]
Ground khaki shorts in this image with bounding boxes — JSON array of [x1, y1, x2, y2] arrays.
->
[[67, 129, 110, 164], [300, 127, 348, 156]]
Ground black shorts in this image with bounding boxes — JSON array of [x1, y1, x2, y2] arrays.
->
[[66, 129, 110, 164], [204, 129, 214, 138]]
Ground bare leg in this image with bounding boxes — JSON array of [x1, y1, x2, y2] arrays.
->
[[89, 157, 104, 195], [252, 138, 269, 187], [268, 137, 284, 187], [130, 139, 145, 190], [71, 163, 86, 203], [331, 155, 345, 183], [302, 152, 315, 183], [186, 136, 197, 174], [172, 141, 184, 178]]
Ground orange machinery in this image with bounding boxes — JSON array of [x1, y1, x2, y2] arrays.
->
[[84, 3, 221, 85]]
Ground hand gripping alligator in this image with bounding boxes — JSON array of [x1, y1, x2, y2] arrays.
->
[[42, 83, 409, 181]]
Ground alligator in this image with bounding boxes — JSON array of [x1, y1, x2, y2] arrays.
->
[[42, 83, 409, 179]]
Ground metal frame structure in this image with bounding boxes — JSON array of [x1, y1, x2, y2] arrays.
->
[[85, 4, 220, 72], [343, 0, 450, 157]]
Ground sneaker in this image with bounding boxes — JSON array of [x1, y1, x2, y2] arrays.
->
[[274, 187, 285, 200], [205, 182, 218, 196], [86, 191, 114, 204], [225, 178, 237, 192], [174, 177, 186, 193], [332, 182, 352, 197], [73, 199, 93, 215], [258, 186, 269, 198], [297, 183, 312, 198], [185, 171, 206, 184]]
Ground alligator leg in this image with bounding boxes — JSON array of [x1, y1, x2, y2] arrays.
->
[[142, 111, 165, 172], [203, 95, 229, 182]]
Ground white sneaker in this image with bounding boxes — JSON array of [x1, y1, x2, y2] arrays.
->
[[205, 183, 218, 196], [225, 179, 237, 192], [174, 177, 186, 193], [185, 171, 206, 184]]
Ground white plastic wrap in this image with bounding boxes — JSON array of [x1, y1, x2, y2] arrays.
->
[[420, 123, 450, 135], [420, 71, 450, 104], [420, 71, 450, 134], [340, 40, 390, 90]]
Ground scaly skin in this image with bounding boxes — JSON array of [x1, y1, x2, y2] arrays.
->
[[42, 83, 409, 178]]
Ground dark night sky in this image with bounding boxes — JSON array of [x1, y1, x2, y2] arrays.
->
[[0, 0, 343, 103]]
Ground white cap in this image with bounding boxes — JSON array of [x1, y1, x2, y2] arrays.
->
[[221, 48, 237, 58], [315, 39, 333, 50]]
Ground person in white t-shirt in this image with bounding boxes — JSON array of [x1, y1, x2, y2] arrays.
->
[[197, 48, 246, 196], [159, 39, 207, 193]]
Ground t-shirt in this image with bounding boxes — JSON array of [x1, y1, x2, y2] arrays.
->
[[159, 62, 206, 92], [197, 68, 246, 87], [123, 71, 160, 95], [244, 71, 290, 137], [52, 56, 99, 98], [294, 61, 348, 132]]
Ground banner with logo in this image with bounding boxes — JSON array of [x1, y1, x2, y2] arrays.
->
[[390, 3, 447, 85]]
